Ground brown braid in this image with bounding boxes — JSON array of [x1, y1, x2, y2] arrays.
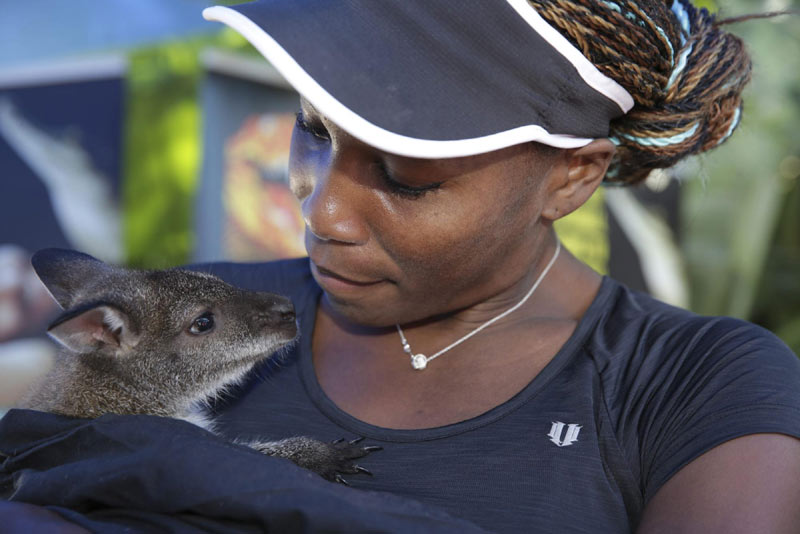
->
[[527, 0, 753, 185]]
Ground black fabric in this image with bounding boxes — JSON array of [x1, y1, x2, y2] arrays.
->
[[231, 0, 623, 140], [0, 411, 488, 533], [4, 257, 800, 533], [200, 258, 800, 533]]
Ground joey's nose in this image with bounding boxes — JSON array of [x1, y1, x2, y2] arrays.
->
[[257, 297, 296, 328], [277, 307, 296, 324]]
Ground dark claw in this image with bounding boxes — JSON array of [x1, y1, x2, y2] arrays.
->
[[363, 445, 383, 452], [335, 474, 350, 486], [355, 465, 373, 476], [349, 436, 365, 445]]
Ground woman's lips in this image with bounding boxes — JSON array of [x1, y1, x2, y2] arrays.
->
[[311, 263, 388, 293]]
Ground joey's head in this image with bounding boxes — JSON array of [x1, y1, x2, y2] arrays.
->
[[32, 249, 297, 398]]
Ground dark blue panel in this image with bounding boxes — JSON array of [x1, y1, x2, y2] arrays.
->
[[0, 78, 123, 252]]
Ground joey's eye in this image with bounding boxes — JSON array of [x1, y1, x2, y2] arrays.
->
[[189, 312, 215, 335]]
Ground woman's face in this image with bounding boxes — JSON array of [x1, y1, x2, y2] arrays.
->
[[289, 100, 561, 327]]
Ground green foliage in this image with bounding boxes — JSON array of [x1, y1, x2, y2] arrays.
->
[[680, 1, 800, 353], [123, 39, 204, 268], [123, 31, 250, 269], [554, 189, 609, 274], [753, 173, 800, 351], [694, 0, 718, 11]]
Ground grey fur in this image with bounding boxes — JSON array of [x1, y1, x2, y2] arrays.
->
[[17, 248, 376, 482]]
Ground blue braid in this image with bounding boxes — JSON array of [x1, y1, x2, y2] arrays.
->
[[671, 0, 692, 45], [616, 122, 699, 147], [666, 43, 693, 89], [715, 106, 742, 146]]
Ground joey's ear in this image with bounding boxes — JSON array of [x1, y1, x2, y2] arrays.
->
[[31, 248, 111, 309], [47, 303, 139, 356], [541, 139, 615, 221]]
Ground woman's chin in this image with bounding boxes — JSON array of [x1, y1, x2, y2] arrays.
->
[[322, 292, 399, 328]]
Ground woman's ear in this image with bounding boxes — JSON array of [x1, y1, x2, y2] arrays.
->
[[541, 139, 616, 221]]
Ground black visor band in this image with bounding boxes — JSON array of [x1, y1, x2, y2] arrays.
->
[[204, 0, 634, 158]]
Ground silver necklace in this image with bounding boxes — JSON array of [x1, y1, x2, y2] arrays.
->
[[396, 240, 561, 370]]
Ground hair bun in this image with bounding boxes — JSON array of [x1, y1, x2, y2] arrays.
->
[[530, 0, 752, 185]]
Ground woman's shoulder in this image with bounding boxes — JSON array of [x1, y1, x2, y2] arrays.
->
[[590, 277, 800, 413], [592, 276, 797, 369], [589, 278, 800, 501]]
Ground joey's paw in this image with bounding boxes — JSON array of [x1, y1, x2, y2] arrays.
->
[[317, 436, 382, 484], [248, 435, 381, 484]]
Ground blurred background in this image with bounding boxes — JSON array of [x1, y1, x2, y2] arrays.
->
[[0, 0, 798, 412]]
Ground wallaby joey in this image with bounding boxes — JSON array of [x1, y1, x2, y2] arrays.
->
[[17, 248, 378, 484]]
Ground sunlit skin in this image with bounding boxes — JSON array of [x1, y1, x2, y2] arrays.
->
[[290, 99, 615, 429]]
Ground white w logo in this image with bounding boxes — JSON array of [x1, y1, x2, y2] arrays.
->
[[547, 421, 582, 447]]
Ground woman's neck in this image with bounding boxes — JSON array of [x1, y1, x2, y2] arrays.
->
[[310, 250, 603, 429]]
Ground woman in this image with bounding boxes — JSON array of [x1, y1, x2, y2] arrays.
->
[[4, 0, 799, 532], [195, 0, 800, 532]]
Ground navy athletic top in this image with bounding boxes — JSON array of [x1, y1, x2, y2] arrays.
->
[[203, 257, 800, 533]]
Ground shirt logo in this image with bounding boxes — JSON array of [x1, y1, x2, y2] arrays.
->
[[547, 421, 582, 447]]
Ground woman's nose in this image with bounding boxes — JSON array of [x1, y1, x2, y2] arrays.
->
[[301, 162, 370, 245]]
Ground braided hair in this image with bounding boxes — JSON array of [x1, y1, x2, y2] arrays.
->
[[528, 0, 752, 185]]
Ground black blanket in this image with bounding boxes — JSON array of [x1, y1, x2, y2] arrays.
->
[[0, 410, 488, 533]]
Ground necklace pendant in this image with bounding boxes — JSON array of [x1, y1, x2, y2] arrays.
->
[[410, 354, 428, 370], [394, 242, 560, 375]]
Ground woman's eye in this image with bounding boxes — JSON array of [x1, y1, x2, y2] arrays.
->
[[295, 111, 330, 141], [189, 312, 215, 335], [375, 161, 443, 199]]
